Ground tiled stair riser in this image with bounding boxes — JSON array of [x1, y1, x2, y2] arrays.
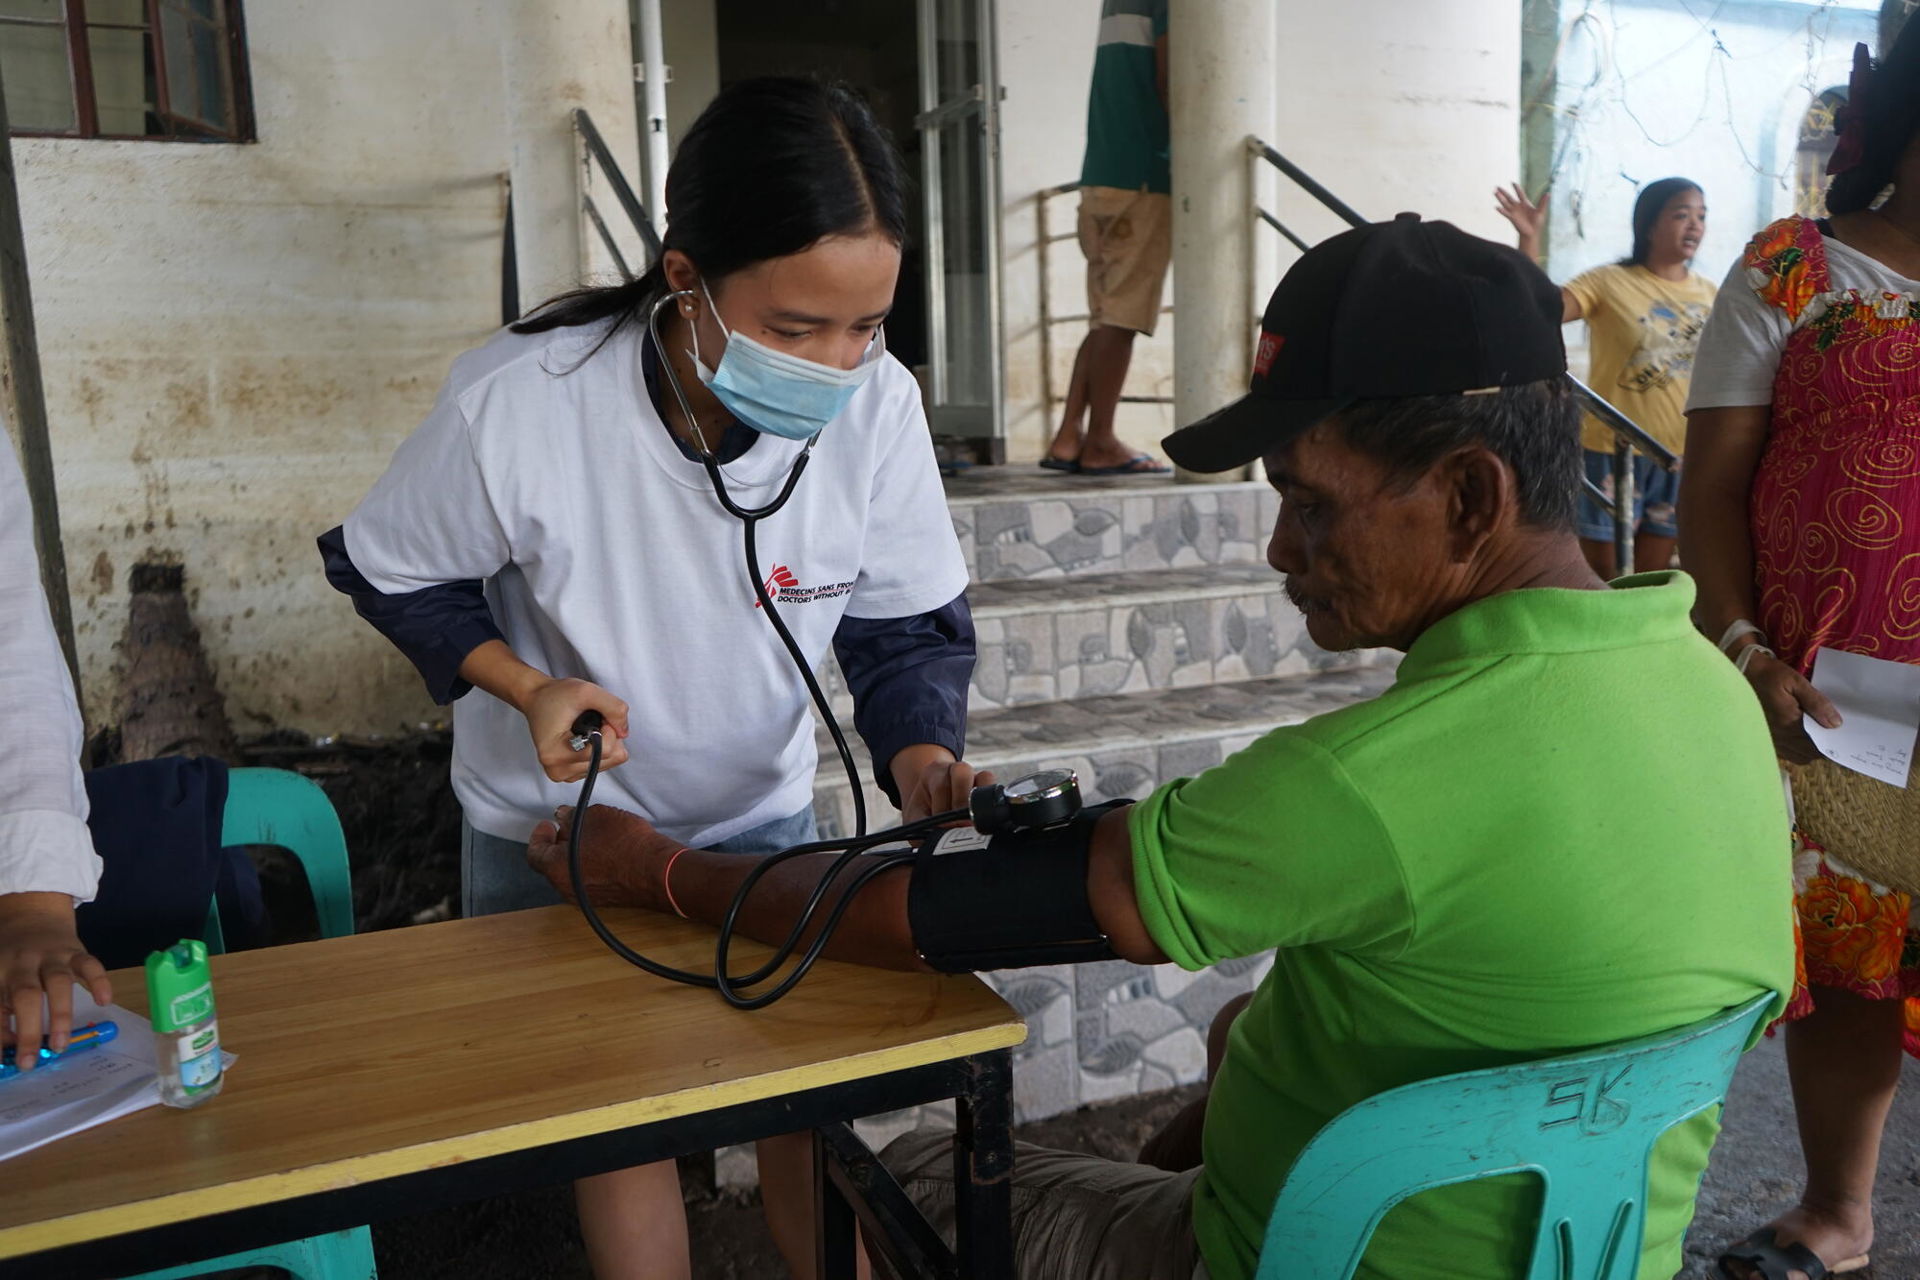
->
[[980, 587, 1358, 711], [949, 482, 1280, 584], [810, 667, 1398, 841], [717, 955, 1278, 1188], [813, 575, 1340, 719]]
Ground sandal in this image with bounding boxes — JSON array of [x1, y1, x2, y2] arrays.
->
[[1038, 455, 1079, 473], [1075, 453, 1172, 476], [1717, 1227, 1870, 1279]]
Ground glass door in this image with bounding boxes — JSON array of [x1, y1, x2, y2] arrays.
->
[[916, 0, 1002, 443]]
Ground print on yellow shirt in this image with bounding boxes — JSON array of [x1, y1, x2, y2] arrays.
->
[[1565, 264, 1718, 454]]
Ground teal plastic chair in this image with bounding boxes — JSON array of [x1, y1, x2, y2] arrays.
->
[[129, 768, 376, 1280], [1254, 994, 1775, 1280], [130, 1229, 376, 1280], [203, 767, 357, 951]]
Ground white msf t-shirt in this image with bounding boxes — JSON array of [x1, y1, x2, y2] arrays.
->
[[345, 319, 969, 846]]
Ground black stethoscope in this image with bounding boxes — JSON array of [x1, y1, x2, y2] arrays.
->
[[556, 287, 900, 1006], [636, 286, 869, 836], [646, 288, 814, 522]]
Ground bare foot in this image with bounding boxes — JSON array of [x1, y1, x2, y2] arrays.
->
[[1720, 1204, 1873, 1280], [1044, 423, 1083, 467]]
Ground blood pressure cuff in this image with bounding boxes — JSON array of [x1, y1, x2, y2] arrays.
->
[[907, 800, 1130, 973]]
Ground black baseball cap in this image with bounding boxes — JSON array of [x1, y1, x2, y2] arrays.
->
[[1162, 213, 1566, 473]]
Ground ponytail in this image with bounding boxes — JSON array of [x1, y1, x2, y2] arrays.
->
[[512, 77, 908, 347]]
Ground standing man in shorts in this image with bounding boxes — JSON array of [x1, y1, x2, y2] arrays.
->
[[1043, 0, 1175, 476]]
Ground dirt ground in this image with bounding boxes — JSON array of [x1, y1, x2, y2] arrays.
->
[[236, 736, 1920, 1280]]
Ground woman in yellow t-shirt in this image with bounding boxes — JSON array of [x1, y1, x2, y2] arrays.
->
[[1496, 178, 1714, 576]]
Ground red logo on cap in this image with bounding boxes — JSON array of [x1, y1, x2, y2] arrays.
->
[[1254, 332, 1285, 378]]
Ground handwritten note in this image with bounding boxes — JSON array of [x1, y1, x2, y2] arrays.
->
[[1804, 648, 1920, 789], [0, 987, 159, 1164]]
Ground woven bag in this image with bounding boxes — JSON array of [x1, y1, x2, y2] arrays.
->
[[1787, 753, 1920, 897]]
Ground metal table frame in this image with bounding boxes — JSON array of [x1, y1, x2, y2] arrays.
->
[[6, 1049, 1014, 1280]]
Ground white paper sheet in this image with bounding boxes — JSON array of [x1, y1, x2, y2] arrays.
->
[[1804, 648, 1920, 788], [0, 986, 161, 1164]]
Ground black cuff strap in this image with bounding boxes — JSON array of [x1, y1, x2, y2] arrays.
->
[[906, 801, 1128, 973]]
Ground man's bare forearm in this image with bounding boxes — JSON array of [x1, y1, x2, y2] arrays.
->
[[668, 847, 929, 973]]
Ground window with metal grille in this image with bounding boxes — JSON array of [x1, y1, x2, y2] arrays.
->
[[0, 0, 253, 141]]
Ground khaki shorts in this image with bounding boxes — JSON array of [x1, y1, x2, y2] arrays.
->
[[880, 1130, 1209, 1280], [1079, 185, 1173, 336]]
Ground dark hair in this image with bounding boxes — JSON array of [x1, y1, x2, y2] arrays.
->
[[1328, 378, 1582, 531], [1619, 178, 1702, 267], [512, 77, 907, 339], [1828, 21, 1920, 215]]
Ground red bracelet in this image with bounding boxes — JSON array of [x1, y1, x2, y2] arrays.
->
[[662, 847, 691, 919]]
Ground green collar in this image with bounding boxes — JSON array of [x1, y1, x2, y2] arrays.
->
[[1398, 570, 1698, 677]]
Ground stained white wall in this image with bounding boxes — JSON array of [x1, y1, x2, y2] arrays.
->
[[1264, 2, 1522, 242], [14, 0, 637, 735]]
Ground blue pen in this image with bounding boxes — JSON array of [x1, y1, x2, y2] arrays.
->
[[0, 1021, 118, 1080]]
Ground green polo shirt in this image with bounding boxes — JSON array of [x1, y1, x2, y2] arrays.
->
[[1129, 572, 1793, 1280], [1080, 0, 1170, 193]]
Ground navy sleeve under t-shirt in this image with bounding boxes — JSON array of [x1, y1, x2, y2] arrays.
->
[[317, 328, 975, 808]]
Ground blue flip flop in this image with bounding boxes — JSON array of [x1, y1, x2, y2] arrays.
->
[[1077, 453, 1171, 476], [1039, 455, 1080, 473]]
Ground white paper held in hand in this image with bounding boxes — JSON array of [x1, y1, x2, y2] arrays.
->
[[1803, 648, 1920, 789]]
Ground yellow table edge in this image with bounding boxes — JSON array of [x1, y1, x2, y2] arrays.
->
[[1, 1016, 1026, 1260]]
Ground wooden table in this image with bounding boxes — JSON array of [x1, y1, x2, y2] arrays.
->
[[0, 906, 1027, 1279]]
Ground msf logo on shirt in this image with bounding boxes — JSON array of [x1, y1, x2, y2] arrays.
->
[[753, 564, 855, 608]]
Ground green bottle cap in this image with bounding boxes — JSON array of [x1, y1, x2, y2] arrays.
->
[[145, 940, 216, 1032]]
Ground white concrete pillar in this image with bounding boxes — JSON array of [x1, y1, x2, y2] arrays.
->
[[502, 0, 643, 307], [1168, 0, 1275, 482], [634, 0, 671, 222]]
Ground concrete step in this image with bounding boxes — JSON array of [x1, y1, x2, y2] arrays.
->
[[810, 661, 1398, 838], [941, 471, 1278, 584], [818, 562, 1341, 717]]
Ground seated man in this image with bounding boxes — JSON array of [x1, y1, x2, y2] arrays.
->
[[530, 215, 1795, 1280]]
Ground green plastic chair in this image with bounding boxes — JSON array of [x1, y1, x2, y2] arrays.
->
[[129, 768, 376, 1280], [1254, 994, 1775, 1280]]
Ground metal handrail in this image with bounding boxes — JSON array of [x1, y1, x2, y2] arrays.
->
[[574, 107, 663, 272], [498, 113, 661, 325], [1249, 139, 1367, 226], [1247, 135, 1672, 572], [1034, 179, 1174, 409], [501, 186, 518, 327]]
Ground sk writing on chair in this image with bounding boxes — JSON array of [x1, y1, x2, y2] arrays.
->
[[1255, 994, 1776, 1280]]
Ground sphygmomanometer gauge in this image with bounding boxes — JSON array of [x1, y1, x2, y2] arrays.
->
[[970, 768, 1082, 835]]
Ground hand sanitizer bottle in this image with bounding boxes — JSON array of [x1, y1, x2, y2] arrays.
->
[[146, 940, 223, 1108]]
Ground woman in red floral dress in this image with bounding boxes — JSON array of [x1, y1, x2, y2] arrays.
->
[[1681, 30, 1920, 1280]]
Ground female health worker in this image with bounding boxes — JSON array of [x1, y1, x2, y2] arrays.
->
[[320, 78, 983, 1280]]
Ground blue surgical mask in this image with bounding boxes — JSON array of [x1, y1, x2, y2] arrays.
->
[[690, 282, 881, 441]]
